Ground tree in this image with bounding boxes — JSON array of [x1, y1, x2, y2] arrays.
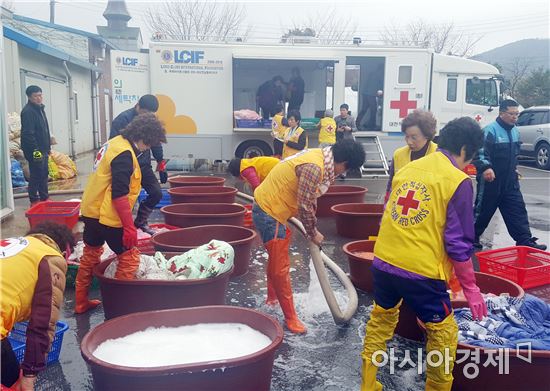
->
[[146, 1, 251, 42], [380, 20, 482, 57], [501, 57, 531, 98], [515, 67, 550, 107], [282, 10, 357, 45]]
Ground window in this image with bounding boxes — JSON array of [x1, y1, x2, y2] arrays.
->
[[528, 111, 550, 126], [398, 66, 412, 84], [465, 78, 498, 106], [517, 112, 533, 126], [447, 78, 457, 102]]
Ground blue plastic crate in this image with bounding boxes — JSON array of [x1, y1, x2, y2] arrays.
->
[[9, 321, 69, 365], [137, 188, 170, 208], [236, 119, 262, 128]]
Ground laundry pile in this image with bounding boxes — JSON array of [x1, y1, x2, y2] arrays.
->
[[104, 240, 234, 280], [455, 294, 550, 350]]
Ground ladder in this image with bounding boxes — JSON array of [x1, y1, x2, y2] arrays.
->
[[357, 135, 389, 178]]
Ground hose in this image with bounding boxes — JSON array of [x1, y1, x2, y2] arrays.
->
[[237, 191, 358, 324]]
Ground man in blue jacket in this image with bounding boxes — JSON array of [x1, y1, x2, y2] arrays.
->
[[110, 94, 167, 234], [473, 99, 546, 250]]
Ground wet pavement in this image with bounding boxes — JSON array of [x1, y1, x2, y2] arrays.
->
[[2, 164, 549, 391]]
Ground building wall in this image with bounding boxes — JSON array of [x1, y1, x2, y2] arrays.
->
[[89, 39, 113, 145], [9, 44, 95, 155]]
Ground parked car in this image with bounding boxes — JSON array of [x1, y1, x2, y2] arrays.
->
[[517, 106, 550, 170]]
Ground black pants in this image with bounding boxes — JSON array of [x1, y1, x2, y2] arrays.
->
[[474, 178, 532, 244], [139, 164, 162, 209], [25, 152, 49, 203], [1, 338, 19, 387], [273, 139, 284, 156], [82, 217, 126, 255]]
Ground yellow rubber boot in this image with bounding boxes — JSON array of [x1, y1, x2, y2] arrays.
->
[[361, 302, 401, 391], [424, 314, 458, 391]]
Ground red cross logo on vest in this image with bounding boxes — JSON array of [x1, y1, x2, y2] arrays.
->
[[474, 114, 482, 122], [327, 125, 334, 133], [397, 189, 420, 216], [0, 239, 11, 247], [390, 91, 417, 118]]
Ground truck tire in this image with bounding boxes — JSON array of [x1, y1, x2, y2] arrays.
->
[[535, 142, 550, 170], [235, 140, 273, 158]]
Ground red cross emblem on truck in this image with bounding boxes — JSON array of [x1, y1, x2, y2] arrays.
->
[[397, 190, 420, 216], [390, 91, 417, 118]]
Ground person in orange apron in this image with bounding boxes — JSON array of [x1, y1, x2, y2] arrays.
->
[[75, 113, 166, 314], [253, 139, 366, 334]]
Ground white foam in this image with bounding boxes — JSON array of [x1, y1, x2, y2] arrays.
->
[[93, 323, 271, 367]]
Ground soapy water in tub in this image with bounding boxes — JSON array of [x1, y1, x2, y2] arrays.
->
[[93, 323, 272, 367]]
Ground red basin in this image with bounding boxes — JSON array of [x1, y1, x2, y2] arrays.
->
[[93, 253, 233, 320], [168, 176, 226, 188], [316, 185, 367, 217], [81, 306, 284, 391], [332, 203, 384, 238], [343, 239, 375, 292], [152, 225, 257, 277], [161, 203, 246, 228], [168, 186, 237, 204]]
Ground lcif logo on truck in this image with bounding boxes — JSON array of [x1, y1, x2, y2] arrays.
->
[[161, 50, 205, 64]]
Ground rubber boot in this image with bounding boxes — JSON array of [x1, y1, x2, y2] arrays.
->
[[114, 247, 141, 280], [361, 301, 401, 391], [75, 244, 103, 314], [424, 314, 458, 391], [266, 277, 278, 306], [265, 230, 306, 334], [134, 203, 155, 235]]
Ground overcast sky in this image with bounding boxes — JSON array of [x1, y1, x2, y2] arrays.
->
[[6, 0, 550, 55]]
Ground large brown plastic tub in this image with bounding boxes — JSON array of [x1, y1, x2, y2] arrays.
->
[[152, 225, 257, 277], [316, 185, 367, 217], [81, 306, 284, 391], [168, 175, 225, 188], [332, 203, 384, 239], [93, 252, 233, 320], [161, 203, 246, 228], [168, 186, 237, 204], [343, 239, 375, 292]]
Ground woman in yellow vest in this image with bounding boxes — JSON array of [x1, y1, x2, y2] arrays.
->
[[253, 140, 366, 334], [271, 105, 287, 158], [76, 113, 166, 314], [1, 221, 75, 390], [361, 118, 488, 391], [282, 110, 308, 159], [386, 110, 438, 202], [317, 109, 337, 148], [227, 156, 280, 191]]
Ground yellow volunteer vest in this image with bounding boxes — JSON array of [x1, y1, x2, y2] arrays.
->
[[318, 117, 337, 145], [0, 236, 62, 338], [271, 114, 287, 140], [393, 141, 438, 173], [240, 157, 280, 182], [374, 152, 469, 281], [282, 126, 309, 159], [255, 149, 324, 224], [81, 136, 142, 227]]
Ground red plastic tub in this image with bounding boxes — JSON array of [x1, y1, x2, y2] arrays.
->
[[152, 225, 257, 277], [343, 239, 375, 292], [161, 203, 246, 228], [94, 251, 232, 320], [136, 224, 178, 253], [331, 203, 384, 239], [243, 204, 254, 228], [316, 185, 367, 217], [477, 246, 550, 289], [168, 176, 225, 188], [25, 201, 80, 229], [80, 306, 284, 391], [168, 186, 238, 204]]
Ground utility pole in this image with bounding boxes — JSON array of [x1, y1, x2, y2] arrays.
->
[[49, 0, 55, 24]]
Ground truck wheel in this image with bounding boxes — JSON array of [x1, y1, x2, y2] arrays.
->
[[235, 140, 273, 158], [535, 142, 550, 170]]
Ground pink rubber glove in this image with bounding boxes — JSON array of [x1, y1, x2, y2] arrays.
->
[[451, 258, 488, 320], [112, 196, 138, 249]]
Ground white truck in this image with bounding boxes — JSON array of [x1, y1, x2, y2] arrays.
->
[[111, 42, 501, 161]]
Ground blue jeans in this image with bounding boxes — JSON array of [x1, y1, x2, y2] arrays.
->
[[252, 203, 286, 243]]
